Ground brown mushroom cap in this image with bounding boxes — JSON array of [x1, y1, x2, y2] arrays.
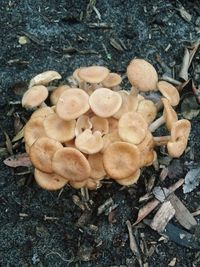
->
[[31, 106, 54, 119], [90, 116, 109, 135], [162, 98, 178, 131], [103, 141, 141, 180], [24, 117, 47, 147], [167, 119, 191, 158], [52, 147, 91, 182], [50, 85, 70, 105], [34, 168, 68, 191], [137, 99, 157, 124], [29, 137, 63, 173], [157, 81, 180, 106], [86, 178, 101, 190], [44, 113, 76, 142], [78, 66, 109, 84], [137, 131, 155, 167], [89, 88, 122, 118], [88, 153, 106, 180], [118, 112, 148, 145], [102, 73, 122, 88], [69, 180, 86, 189], [75, 129, 103, 154], [75, 115, 92, 137], [101, 130, 121, 153], [29, 70, 61, 87], [127, 59, 158, 91], [22, 85, 48, 109], [113, 91, 129, 119], [116, 169, 141, 186], [56, 88, 90, 121]]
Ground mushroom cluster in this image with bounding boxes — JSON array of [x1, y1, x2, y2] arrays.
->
[[22, 59, 191, 191]]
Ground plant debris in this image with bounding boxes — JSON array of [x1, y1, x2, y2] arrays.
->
[[183, 167, 200, 193], [4, 153, 32, 168]]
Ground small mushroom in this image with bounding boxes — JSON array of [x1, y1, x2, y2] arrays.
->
[[127, 59, 158, 91], [103, 141, 141, 180], [90, 116, 109, 135], [50, 85, 70, 105], [56, 88, 90, 121], [102, 72, 122, 91], [22, 85, 48, 109], [78, 66, 109, 85], [88, 153, 106, 180], [89, 88, 122, 118], [31, 106, 54, 119], [75, 115, 92, 137], [29, 70, 61, 88], [116, 169, 141, 186], [137, 131, 155, 167], [137, 99, 157, 124], [34, 168, 68, 191], [157, 81, 180, 107], [118, 112, 148, 145]]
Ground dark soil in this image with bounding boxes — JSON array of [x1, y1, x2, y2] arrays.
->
[[0, 1, 200, 266]]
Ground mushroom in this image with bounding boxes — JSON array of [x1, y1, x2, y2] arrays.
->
[[90, 116, 109, 135], [29, 137, 63, 173], [116, 169, 141, 186], [70, 180, 87, 189], [89, 88, 122, 118], [127, 59, 158, 91], [88, 153, 106, 180], [118, 112, 148, 145], [56, 88, 90, 121], [31, 106, 54, 119], [22, 85, 48, 109], [29, 70, 61, 88], [167, 119, 191, 158], [34, 168, 68, 191], [75, 115, 92, 137], [137, 131, 155, 167], [102, 72, 122, 91], [75, 129, 103, 154], [149, 98, 178, 132], [101, 130, 121, 153], [52, 147, 91, 182], [44, 113, 76, 142], [157, 81, 180, 107], [103, 141, 141, 180], [86, 178, 101, 190], [137, 99, 157, 124], [50, 85, 70, 105]]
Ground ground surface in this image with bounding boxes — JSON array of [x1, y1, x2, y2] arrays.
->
[[0, 0, 200, 266]]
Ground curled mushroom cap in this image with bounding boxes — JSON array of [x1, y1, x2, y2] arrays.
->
[[29, 70, 61, 87], [118, 112, 148, 145], [103, 141, 141, 180], [88, 153, 106, 180], [31, 106, 54, 119], [102, 73, 122, 88], [50, 85, 70, 105], [127, 59, 158, 91], [116, 169, 141, 186], [22, 85, 48, 109], [167, 119, 191, 158], [157, 81, 180, 106], [137, 131, 155, 167], [75, 115, 92, 137], [56, 88, 90, 121], [78, 66, 109, 84], [137, 99, 157, 124], [52, 147, 91, 182], [34, 168, 68, 191], [24, 117, 46, 147], [89, 88, 122, 118], [29, 137, 63, 173], [44, 113, 76, 142], [75, 129, 103, 154], [90, 116, 109, 135]]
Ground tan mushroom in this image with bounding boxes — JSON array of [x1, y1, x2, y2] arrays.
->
[[70, 180, 87, 189], [29, 70, 61, 88], [86, 178, 101, 190], [101, 130, 121, 153], [44, 113, 76, 142], [127, 59, 158, 91], [50, 85, 70, 105], [137, 99, 157, 124], [157, 81, 180, 106], [89, 88, 122, 118], [88, 153, 106, 180], [29, 137, 63, 173], [75, 115, 92, 137], [56, 88, 90, 121], [31, 106, 54, 119], [116, 169, 141, 186], [90, 116, 109, 135], [34, 168, 68, 191], [102, 72, 122, 90], [22, 85, 48, 109], [137, 131, 155, 167], [118, 112, 148, 145], [103, 141, 141, 180], [78, 66, 109, 84]]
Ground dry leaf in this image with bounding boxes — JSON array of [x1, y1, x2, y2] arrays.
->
[[183, 167, 200, 193], [12, 127, 24, 142], [4, 153, 32, 168], [181, 95, 200, 120]]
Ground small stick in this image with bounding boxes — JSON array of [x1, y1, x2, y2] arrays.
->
[[80, 187, 89, 202]]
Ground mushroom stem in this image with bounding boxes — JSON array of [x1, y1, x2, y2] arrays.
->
[[155, 99, 163, 112], [80, 187, 90, 202], [153, 136, 171, 146], [149, 116, 165, 132]]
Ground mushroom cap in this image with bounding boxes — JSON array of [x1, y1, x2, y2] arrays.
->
[[101, 130, 121, 153], [86, 178, 101, 190], [29, 137, 63, 173], [102, 73, 122, 88], [89, 88, 122, 118], [137, 99, 157, 124], [34, 168, 68, 191], [44, 113, 76, 142], [24, 117, 47, 147], [167, 119, 191, 158], [103, 141, 141, 180], [118, 112, 148, 145], [52, 147, 91, 182], [22, 85, 48, 109], [162, 98, 178, 131], [69, 180, 86, 189], [113, 91, 129, 119], [116, 169, 141, 186], [75, 115, 92, 137], [88, 153, 106, 180], [31, 106, 54, 119], [56, 88, 90, 121], [90, 116, 109, 135], [127, 59, 158, 91], [73, 68, 83, 83], [78, 66, 109, 84], [137, 131, 155, 167], [50, 85, 70, 105], [29, 70, 61, 87], [107, 117, 119, 133], [75, 129, 103, 154], [157, 81, 180, 106]]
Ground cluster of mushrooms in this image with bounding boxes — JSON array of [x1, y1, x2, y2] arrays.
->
[[22, 59, 191, 191]]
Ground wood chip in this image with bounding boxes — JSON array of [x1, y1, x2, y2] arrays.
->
[[168, 257, 177, 267], [4, 153, 32, 168], [178, 6, 192, 22]]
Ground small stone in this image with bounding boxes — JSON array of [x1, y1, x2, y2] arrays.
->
[[18, 36, 29, 45]]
